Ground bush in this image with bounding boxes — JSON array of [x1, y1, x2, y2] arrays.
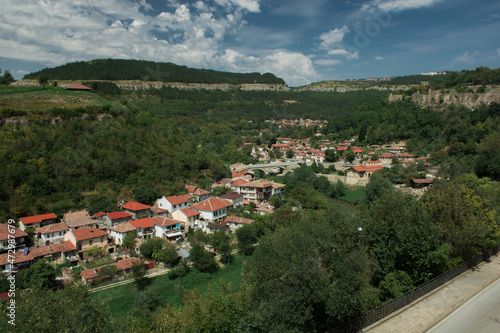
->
[[168, 261, 191, 280]]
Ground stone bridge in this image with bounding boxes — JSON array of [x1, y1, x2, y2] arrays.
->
[[243, 162, 301, 176]]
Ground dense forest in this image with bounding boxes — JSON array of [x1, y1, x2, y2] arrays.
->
[[1, 64, 500, 332], [23, 59, 286, 84]]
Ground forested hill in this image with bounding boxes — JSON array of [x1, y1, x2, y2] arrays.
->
[[23, 59, 286, 85]]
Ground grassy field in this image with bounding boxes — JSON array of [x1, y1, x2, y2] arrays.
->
[[340, 185, 366, 204], [91, 254, 246, 318], [0, 85, 119, 112]]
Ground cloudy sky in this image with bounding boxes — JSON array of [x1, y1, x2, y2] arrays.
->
[[1, 0, 499, 86]]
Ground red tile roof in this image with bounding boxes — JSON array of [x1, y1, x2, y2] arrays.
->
[[129, 218, 155, 229], [190, 198, 233, 212], [193, 188, 210, 196], [225, 216, 254, 224], [165, 195, 189, 205], [231, 178, 249, 187], [244, 179, 273, 188], [185, 185, 197, 193], [106, 212, 133, 220], [379, 153, 395, 158], [122, 201, 152, 211], [0, 224, 27, 241], [151, 217, 183, 227], [412, 178, 434, 184], [92, 212, 106, 218], [107, 222, 135, 233], [35, 222, 69, 234], [70, 228, 108, 241], [0, 241, 76, 266], [20, 213, 57, 225], [178, 193, 194, 200], [180, 208, 201, 218]]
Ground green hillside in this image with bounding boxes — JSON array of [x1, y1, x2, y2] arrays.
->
[[24, 59, 286, 85]]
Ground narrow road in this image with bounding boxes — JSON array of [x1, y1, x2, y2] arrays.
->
[[426, 277, 500, 333]]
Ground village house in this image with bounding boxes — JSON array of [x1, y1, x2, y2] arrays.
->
[[121, 201, 152, 217], [379, 153, 395, 166], [230, 178, 249, 194], [34, 222, 69, 246], [64, 228, 109, 253], [63, 210, 90, 223], [224, 216, 254, 232], [254, 202, 275, 215], [152, 217, 183, 240], [80, 257, 145, 285], [398, 152, 415, 162], [190, 198, 233, 223], [205, 223, 228, 234], [107, 222, 135, 246], [347, 165, 384, 180], [171, 208, 200, 228], [151, 206, 170, 217], [19, 213, 58, 231], [0, 224, 27, 253], [155, 195, 190, 213], [217, 192, 244, 208], [130, 218, 155, 239], [0, 241, 77, 273], [411, 178, 434, 189], [66, 218, 99, 230], [103, 212, 133, 228], [240, 179, 273, 202], [185, 185, 210, 202]]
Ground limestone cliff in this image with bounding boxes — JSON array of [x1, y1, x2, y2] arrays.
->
[[11, 79, 290, 91]]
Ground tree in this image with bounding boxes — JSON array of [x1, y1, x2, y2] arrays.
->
[[0, 70, 14, 85], [269, 193, 284, 209], [285, 148, 295, 159], [23, 259, 55, 289], [236, 224, 257, 255], [132, 261, 149, 291], [219, 241, 234, 264], [365, 173, 393, 202], [344, 149, 356, 163], [189, 243, 218, 273], [325, 149, 337, 162], [212, 185, 232, 197], [37, 74, 48, 89], [95, 265, 118, 284], [139, 237, 165, 259], [208, 229, 230, 251], [156, 246, 179, 266], [0, 285, 112, 332], [122, 230, 137, 250]]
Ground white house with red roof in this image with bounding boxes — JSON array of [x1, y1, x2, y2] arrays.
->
[[151, 217, 183, 240], [19, 213, 58, 231], [172, 208, 201, 228], [224, 216, 254, 232], [190, 198, 233, 223], [121, 201, 152, 217], [185, 185, 210, 202], [129, 218, 155, 239], [217, 192, 244, 208], [107, 222, 136, 246], [0, 224, 27, 252], [80, 257, 145, 285], [155, 195, 190, 213], [64, 228, 108, 253], [34, 222, 69, 246]]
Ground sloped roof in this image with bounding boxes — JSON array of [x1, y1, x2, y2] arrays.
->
[[190, 198, 233, 212], [66, 218, 97, 229], [70, 228, 108, 241], [151, 217, 183, 227], [180, 208, 200, 217], [225, 216, 254, 224], [244, 179, 273, 189], [0, 224, 27, 241], [35, 222, 69, 235], [107, 222, 135, 233], [63, 210, 90, 223], [193, 188, 210, 196], [106, 212, 133, 220], [164, 195, 189, 205], [20, 213, 57, 225], [122, 201, 152, 211], [231, 178, 249, 187], [65, 84, 91, 90], [185, 185, 197, 193], [130, 218, 155, 228]]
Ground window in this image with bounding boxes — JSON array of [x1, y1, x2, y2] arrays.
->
[[89, 240, 93, 246], [101, 237, 104, 243]]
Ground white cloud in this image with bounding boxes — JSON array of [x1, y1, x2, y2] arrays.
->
[[363, 0, 444, 12], [258, 51, 319, 86], [319, 26, 349, 49], [314, 58, 343, 66], [375, 56, 385, 60], [327, 49, 359, 60]]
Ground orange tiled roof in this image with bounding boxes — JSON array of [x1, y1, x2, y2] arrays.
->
[[20, 213, 57, 225]]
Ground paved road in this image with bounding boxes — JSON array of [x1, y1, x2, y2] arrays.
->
[[426, 277, 500, 333]]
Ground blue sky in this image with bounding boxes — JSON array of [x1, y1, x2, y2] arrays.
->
[[1, 0, 499, 86]]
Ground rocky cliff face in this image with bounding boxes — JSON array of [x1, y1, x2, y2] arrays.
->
[[11, 79, 290, 91], [409, 87, 500, 110]]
